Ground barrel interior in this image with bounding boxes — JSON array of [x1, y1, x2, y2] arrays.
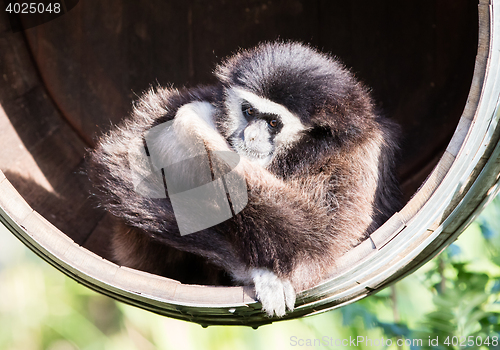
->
[[0, 1, 478, 281]]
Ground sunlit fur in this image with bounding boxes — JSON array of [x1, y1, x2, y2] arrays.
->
[[86, 42, 401, 317]]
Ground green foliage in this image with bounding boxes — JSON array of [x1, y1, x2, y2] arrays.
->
[[412, 197, 500, 350], [328, 195, 500, 350], [414, 257, 500, 350]]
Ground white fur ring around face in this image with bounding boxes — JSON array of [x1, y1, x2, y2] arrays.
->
[[251, 268, 296, 317]]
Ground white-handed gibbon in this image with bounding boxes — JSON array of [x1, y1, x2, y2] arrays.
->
[[87, 41, 400, 317]]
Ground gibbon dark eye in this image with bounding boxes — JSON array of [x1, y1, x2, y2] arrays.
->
[[243, 107, 255, 118], [269, 119, 278, 128]]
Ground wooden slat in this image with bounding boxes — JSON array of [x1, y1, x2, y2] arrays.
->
[[370, 212, 406, 249], [399, 151, 455, 223], [0, 9, 104, 245], [0, 175, 34, 224], [83, 213, 116, 261]]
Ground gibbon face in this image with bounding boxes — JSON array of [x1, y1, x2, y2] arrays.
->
[[222, 87, 308, 167], [215, 42, 376, 173]]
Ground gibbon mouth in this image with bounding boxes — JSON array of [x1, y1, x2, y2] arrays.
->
[[230, 137, 272, 160], [240, 144, 272, 159]]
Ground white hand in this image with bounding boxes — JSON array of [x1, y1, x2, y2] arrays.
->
[[251, 268, 296, 317]]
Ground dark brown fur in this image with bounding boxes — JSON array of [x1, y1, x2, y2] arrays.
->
[[86, 42, 400, 308]]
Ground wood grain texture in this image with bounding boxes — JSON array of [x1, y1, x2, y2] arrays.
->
[[0, 12, 104, 245], [20, 0, 478, 201]]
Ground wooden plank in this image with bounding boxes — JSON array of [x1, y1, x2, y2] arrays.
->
[[370, 212, 406, 249], [325, 237, 377, 279], [400, 151, 455, 222], [0, 8, 104, 245], [172, 284, 247, 306], [20, 0, 479, 202], [83, 213, 116, 261], [318, 0, 477, 192], [23, 0, 192, 145], [0, 175, 34, 224], [112, 266, 180, 301]]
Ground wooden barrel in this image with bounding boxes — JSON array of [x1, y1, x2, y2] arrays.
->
[[1, 0, 498, 327]]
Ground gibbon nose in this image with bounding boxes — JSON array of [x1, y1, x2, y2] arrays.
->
[[244, 125, 261, 142]]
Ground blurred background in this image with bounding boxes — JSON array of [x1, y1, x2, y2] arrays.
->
[[1, 195, 500, 350]]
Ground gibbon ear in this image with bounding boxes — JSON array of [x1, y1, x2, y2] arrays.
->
[[309, 125, 334, 139], [309, 121, 364, 148]]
